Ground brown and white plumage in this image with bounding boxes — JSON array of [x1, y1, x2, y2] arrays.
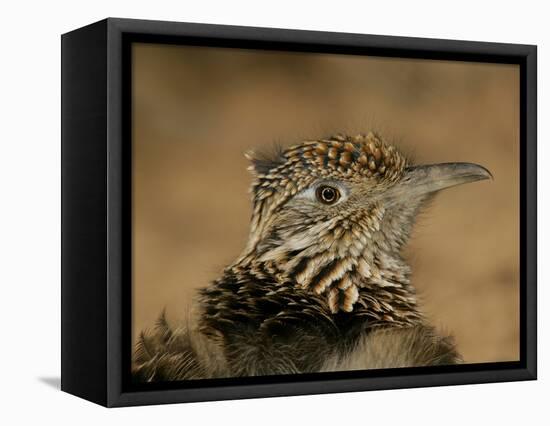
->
[[133, 132, 491, 382]]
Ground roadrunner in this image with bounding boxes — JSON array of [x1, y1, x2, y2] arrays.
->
[[133, 132, 491, 381]]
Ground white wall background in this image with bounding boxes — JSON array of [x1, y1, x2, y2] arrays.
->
[[0, 0, 546, 423]]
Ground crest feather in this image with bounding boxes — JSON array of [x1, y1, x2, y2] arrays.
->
[[244, 145, 285, 176]]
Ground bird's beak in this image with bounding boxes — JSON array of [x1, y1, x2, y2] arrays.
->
[[394, 162, 492, 200]]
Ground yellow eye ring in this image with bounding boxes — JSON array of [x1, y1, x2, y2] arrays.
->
[[316, 185, 340, 205]]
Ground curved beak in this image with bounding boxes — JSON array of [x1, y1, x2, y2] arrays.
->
[[390, 162, 492, 201]]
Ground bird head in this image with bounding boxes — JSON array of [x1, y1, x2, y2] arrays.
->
[[238, 132, 491, 314]]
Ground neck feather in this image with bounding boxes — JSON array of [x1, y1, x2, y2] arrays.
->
[[229, 242, 421, 325]]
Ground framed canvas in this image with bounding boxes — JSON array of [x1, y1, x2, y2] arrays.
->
[[61, 18, 537, 407]]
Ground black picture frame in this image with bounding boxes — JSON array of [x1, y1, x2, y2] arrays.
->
[[61, 17, 537, 407]]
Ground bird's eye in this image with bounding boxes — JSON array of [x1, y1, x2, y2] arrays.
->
[[316, 185, 341, 205]]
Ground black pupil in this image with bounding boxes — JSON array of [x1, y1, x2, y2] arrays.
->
[[321, 187, 336, 203]]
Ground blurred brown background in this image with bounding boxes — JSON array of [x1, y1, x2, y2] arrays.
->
[[132, 43, 519, 363]]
